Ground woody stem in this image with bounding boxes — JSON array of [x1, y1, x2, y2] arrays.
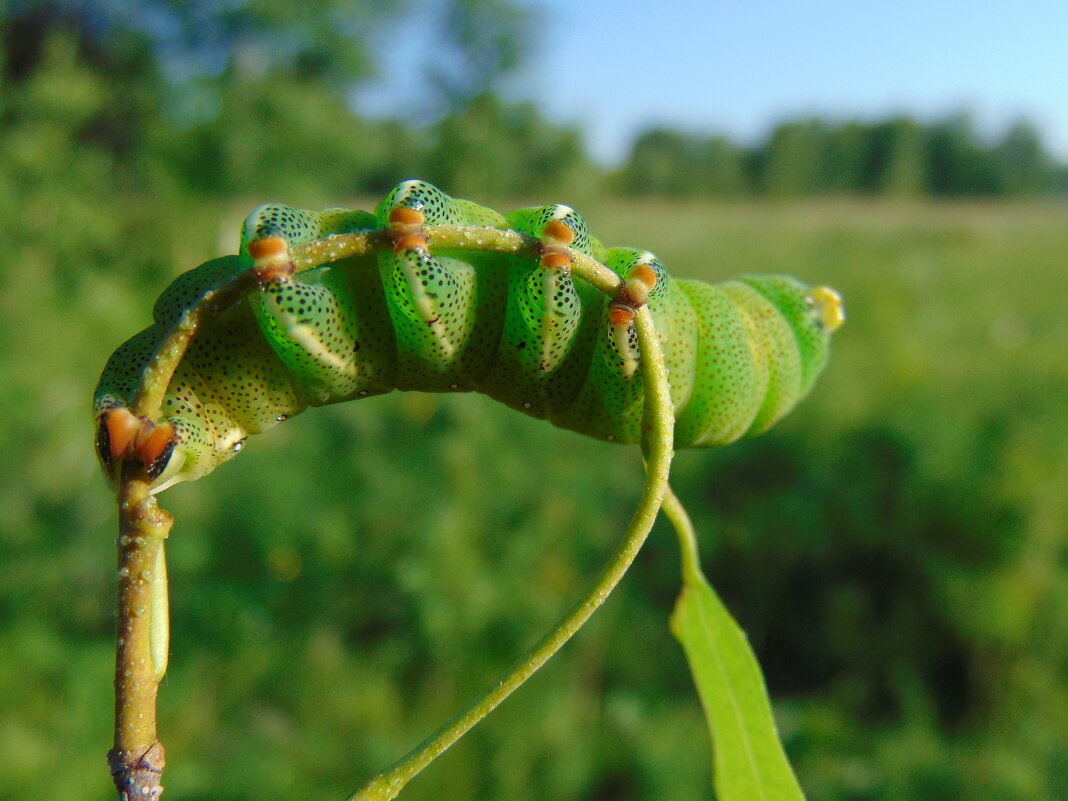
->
[[109, 472, 172, 798]]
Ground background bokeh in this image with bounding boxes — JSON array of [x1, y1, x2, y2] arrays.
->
[[2, 2, 1066, 800]]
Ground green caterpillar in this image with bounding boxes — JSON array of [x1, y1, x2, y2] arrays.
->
[[94, 180, 844, 492]]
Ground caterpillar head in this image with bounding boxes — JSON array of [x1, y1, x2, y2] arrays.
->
[[95, 407, 247, 493], [95, 408, 181, 489]]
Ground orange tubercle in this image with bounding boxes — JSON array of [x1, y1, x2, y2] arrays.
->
[[389, 207, 425, 226], [540, 250, 572, 270], [250, 235, 293, 282], [631, 264, 658, 290], [248, 236, 288, 260], [542, 219, 575, 245]]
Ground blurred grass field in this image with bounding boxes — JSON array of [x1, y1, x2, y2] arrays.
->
[[1, 197, 1066, 801]]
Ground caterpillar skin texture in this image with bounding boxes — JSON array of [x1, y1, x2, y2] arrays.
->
[[94, 180, 844, 492]]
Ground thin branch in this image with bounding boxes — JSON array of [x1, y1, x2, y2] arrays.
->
[[350, 303, 675, 801], [108, 474, 171, 799], [287, 226, 624, 297]]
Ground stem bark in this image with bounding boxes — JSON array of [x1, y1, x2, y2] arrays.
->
[[109, 474, 171, 799]]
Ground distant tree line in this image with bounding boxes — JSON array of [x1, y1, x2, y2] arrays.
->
[[617, 115, 1067, 198], [4, 1, 1065, 207]]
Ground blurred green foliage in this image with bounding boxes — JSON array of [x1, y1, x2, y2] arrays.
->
[[2, 3, 1068, 800]]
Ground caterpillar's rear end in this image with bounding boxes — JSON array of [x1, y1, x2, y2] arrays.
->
[[94, 180, 843, 492]]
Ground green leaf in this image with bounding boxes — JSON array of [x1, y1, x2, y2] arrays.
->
[[670, 558, 805, 801]]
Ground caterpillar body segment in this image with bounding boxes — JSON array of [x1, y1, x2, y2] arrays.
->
[[94, 180, 843, 491], [374, 180, 508, 391], [470, 203, 603, 418], [547, 248, 688, 444]]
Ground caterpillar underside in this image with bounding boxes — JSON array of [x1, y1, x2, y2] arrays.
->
[[94, 180, 844, 492]]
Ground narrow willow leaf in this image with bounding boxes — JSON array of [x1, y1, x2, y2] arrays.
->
[[670, 555, 805, 801]]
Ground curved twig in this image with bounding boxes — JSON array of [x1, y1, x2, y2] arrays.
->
[[350, 304, 675, 801]]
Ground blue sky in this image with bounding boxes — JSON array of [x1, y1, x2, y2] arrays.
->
[[359, 0, 1067, 166]]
